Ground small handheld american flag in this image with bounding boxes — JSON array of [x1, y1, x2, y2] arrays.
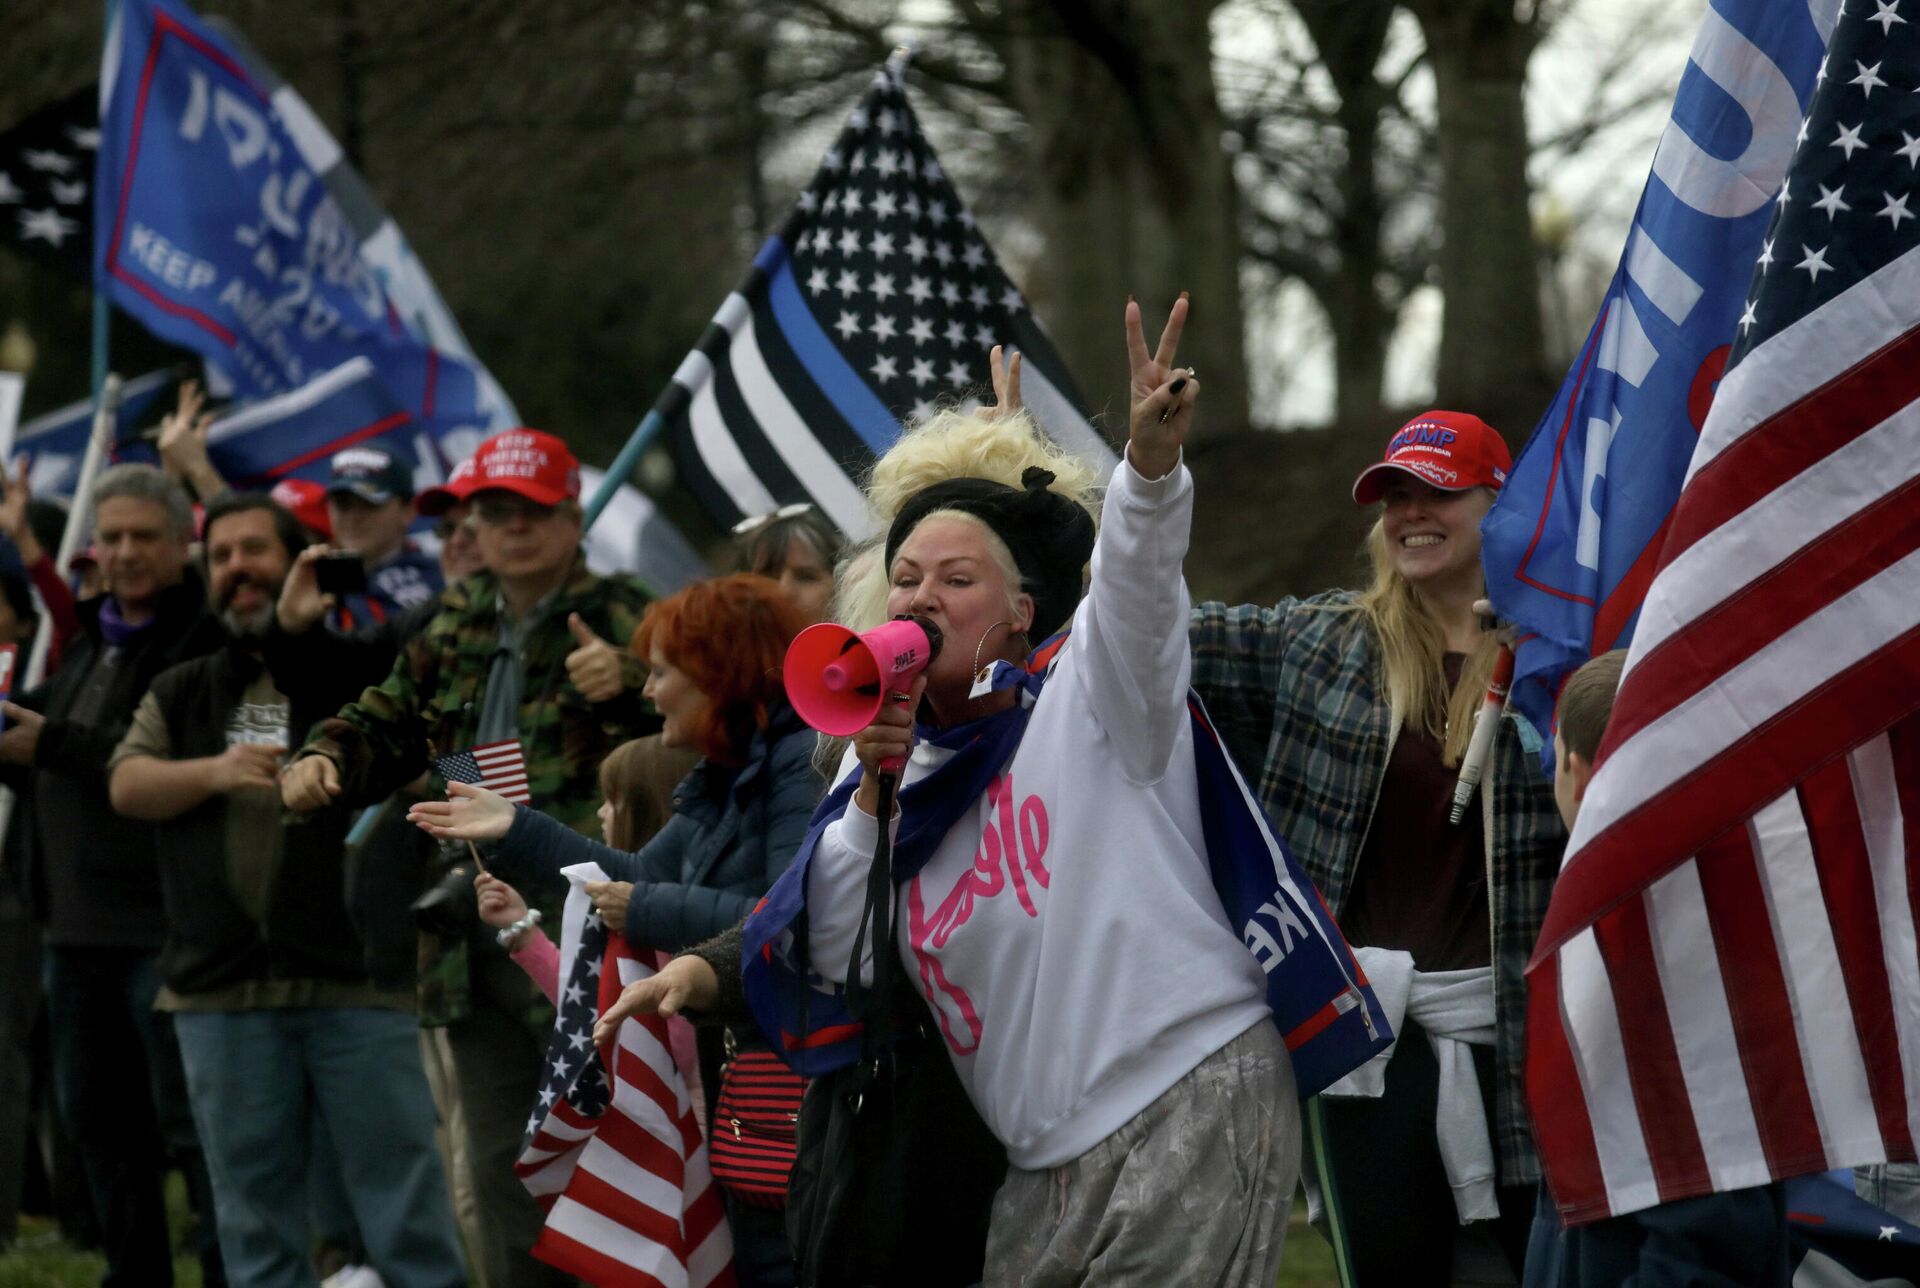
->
[[433, 738, 531, 804]]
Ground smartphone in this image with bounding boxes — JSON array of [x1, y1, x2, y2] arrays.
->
[[314, 551, 367, 597]]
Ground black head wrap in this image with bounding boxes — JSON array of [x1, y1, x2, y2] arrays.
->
[[883, 466, 1096, 640]]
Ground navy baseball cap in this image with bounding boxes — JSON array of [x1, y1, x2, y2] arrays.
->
[[326, 445, 414, 505]]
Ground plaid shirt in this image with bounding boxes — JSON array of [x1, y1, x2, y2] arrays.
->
[[1191, 591, 1565, 1184]]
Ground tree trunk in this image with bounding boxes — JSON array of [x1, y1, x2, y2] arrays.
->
[[1410, 0, 1552, 433], [1312, 0, 1393, 430], [994, 0, 1251, 433]]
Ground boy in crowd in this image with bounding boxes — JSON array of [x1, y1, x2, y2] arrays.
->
[[1524, 649, 1790, 1288]]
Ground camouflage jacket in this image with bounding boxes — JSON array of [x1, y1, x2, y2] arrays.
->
[[299, 551, 659, 1024]]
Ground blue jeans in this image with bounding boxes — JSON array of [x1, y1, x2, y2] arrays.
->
[[43, 946, 222, 1287], [173, 1006, 465, 1288]]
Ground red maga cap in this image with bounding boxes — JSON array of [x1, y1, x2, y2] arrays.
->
[[270, 477, 333, 540], [445, 429, 580, 511], [1351, 410, 1512, 506], [414, 455, 479, 518]]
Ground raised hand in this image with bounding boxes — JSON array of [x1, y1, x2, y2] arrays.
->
[[406, 778, 516, 841], [157, 379, 220, 494], [0, 461, 39, 560], [981, 344, 1024, 422], [564, 613, 625, 703], [276, 545, 337, 635], [1124, 293, 1198, 480]]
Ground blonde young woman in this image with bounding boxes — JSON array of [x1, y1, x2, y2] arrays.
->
[[1189, 413, 1565, 1284]]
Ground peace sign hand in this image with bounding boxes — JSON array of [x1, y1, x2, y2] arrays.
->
[[1124, 292, 1196, 480], [981, 344, 1023, 422]]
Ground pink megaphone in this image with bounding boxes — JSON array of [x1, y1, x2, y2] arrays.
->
[[784, 615, 944, 737]]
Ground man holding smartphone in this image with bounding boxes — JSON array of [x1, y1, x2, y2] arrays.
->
[[324, 444, 443, 631]]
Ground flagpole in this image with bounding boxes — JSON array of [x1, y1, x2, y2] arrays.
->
[[581, 409, 663, 532]]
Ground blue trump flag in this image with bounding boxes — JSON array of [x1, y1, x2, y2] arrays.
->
[[10, 368, 174, 498], [94, 0, 501, 429], [1480, 0, 1835, 753], [202, 356, 444, 494]]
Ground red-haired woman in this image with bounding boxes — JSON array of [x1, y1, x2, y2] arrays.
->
[[410, 572, 823, 1286]]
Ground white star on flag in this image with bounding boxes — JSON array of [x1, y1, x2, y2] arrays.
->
[[1813, 182, 1852, 217], [1876, 191, 1914, 227], [1851, 60, 1888, 95], [1833, 121, 1868, 157], [0, 172, 20, 203], [18, 207, 78, 245], [1868, 0, 1905, 34], [20, 149, 73, 173], [1795, 243, 1834, 279]]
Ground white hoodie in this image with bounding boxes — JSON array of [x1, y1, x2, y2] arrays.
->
[[805, 454, 1271, 1170]]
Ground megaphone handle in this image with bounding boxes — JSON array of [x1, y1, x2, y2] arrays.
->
[[878, 684, 916, 775]]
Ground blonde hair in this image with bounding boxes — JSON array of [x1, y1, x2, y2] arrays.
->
[[839, 410, 1101, 632], [1355, 518, 1498, 767]]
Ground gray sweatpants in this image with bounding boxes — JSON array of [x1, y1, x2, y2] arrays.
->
[[984, 1020, 1300, 1286]]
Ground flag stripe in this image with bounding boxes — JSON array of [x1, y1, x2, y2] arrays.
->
[[1663, 317, 1920, 568], [1528, 953, 1612, 1223], [1540, 622, 1920, 954], [1692, 827, 1829, 1179], [1641, 862, 1768, 1190], [745, 278, 877, 473], [1751, 795, 1884, 1161], [1592, 899, 1711, 1200], [721, 300, 872, 530], [1801, 760, 1916, 1161], [1855, 732, 1920, 1153], [680, 350, 779, 519], [1606, 465, 1920, 752], [1682, 240, 1920, 491], [1562, 928, 1660, 1210], [760, 246, 896, 452]]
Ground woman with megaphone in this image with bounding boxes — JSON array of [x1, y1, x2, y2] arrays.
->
[[735, 297, 1389, 1288]]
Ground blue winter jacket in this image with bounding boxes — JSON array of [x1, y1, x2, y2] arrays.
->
[[497, 700, 824, 952]]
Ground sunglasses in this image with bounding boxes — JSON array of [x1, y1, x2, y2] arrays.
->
[[731, 502, 816, 537]]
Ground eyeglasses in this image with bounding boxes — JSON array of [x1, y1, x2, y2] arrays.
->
[[472, 494, 558, 526], [432, 513, 476, 541], [731, 502, 816, 537]]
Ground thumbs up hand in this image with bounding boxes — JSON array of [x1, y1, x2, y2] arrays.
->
[[564, 612, 628, 703]]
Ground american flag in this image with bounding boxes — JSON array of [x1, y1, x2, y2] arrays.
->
[[433, 739, 531, 805], [1527, 0, 1920, 1224], [517, 866, 733, 1288], [0, 85, 95, 279], [658, 55, 1115, 538]]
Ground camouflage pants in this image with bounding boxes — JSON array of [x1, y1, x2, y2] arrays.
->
[[984, 1021, 1299, 1286]]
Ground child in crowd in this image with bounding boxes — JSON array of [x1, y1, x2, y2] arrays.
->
[[477, 735, 702, 1103], [1523, 648, 1791, 1288]]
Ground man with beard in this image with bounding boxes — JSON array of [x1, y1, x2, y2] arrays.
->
[[108, 493, 464, 1288]]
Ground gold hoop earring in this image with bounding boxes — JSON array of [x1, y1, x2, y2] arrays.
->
[[973, 620, 1015, 679]]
